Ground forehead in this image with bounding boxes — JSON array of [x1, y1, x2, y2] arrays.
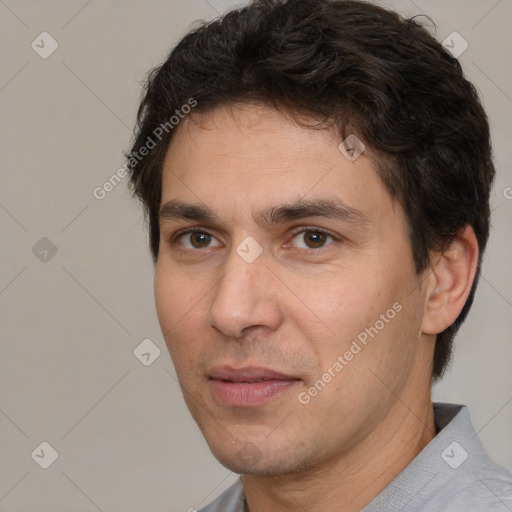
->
[[160, 103, 399, 228], [170, 103, 342, 164]]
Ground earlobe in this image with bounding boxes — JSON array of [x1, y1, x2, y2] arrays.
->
[[421, 225, 479, 335]]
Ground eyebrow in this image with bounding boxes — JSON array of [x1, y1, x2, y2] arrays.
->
[[159, 198, 369, 228]]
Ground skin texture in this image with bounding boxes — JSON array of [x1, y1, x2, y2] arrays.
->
[[154, 103, 478, 511]]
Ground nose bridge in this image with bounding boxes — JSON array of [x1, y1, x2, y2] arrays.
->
[[222, 251, 259, 297], [207, 244, 280, 338]]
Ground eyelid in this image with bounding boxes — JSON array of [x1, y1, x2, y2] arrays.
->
[[171, 227, 222, 247], [170, 225, 340, 252], [288, 225, 338, 238], [286, 225, 339, 250]]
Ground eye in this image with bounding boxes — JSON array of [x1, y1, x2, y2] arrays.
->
[[289, 228, 336, 250], [170, 227, 337, 252], [174, 229, 222, 250]]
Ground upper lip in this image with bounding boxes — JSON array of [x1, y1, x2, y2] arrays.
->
[[208, 366, 300, 383]]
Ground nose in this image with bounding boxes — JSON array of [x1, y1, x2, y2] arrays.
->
[[207, 247, 283, 339]]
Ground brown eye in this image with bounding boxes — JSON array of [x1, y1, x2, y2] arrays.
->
[[303, 231, 328, 248], [291, 230, 334, 250], [177, 230, 221, 249], [189, 232, 211, 248]]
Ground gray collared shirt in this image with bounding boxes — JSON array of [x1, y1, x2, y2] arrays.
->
[[199, 403, 512, 511]]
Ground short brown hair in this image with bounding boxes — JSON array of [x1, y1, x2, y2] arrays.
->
[[127, 0, 495, 380]]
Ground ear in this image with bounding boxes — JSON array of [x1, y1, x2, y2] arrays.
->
[[422, 225, 479, 335]]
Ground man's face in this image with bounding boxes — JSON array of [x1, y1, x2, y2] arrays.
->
[[154, 103, 433, 475]]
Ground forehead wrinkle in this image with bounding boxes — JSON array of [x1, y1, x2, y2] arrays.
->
[[256, 198, 370, 229], [159, 196, 370, 233]]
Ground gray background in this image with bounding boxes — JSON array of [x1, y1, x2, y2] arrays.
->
[[0, 0, 511, 510]]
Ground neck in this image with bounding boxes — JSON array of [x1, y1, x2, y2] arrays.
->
[[242, 393, 436, 512]]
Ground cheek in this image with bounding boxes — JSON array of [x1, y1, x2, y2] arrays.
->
[[155, 261, 206, 321], [154, 266, 204, 363], [303, 264, 415, 366], [154, 267, 178, 332], [304, 273, 380, 340]]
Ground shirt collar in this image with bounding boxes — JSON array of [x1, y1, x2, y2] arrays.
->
[[214, 403, 496, 512]]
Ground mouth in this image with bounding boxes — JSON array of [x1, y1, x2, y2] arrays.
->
[[208, 366, 302, 407]]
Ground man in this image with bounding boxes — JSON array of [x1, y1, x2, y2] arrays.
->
[[127, 0, 512, 510]]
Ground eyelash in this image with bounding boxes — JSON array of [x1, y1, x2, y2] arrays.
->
[[170, 226, 339, 254]]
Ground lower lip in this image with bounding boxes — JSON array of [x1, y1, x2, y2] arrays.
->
[[208, 379, 299, 407]]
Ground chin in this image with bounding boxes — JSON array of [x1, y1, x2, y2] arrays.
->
[[209, 440, 319, 476]]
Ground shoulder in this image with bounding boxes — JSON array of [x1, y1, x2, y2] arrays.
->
[[439, 463, 512, 511], [364, 403, 512, 511], [433, 404, 512, 510]]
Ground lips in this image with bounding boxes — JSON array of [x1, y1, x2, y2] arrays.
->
[[208, 366, 301, 407], [209, 366, 297, 382]]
